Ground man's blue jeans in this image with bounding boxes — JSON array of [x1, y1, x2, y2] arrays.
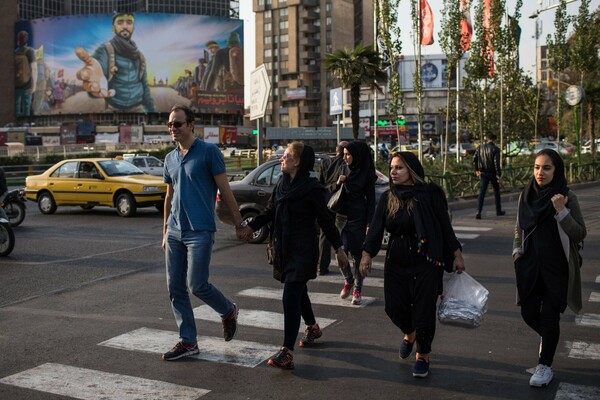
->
[[477, 172, 502, 213], [165, 227, 233, 344], [15, 87, 32, 117]]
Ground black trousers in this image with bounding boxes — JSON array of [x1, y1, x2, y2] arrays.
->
[[477, 172, 502, 213], [282, 281, 316, 351], [384, 261, 440, 355], [520, 274, 561, 367]]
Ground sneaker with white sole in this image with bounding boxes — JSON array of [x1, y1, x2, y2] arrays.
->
[[529, 364, 553, 387], [340, 282, 352, 299], [351, 289, 362, 305], [162, 341, 199, 361]]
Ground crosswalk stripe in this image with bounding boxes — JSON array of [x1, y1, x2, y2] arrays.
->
[[0, 363, 210, 399], [193, 305, 337, 331], [238, 286, 376, 307], [315, 274, 384, 288], [555, 382, 600, 400], [596, 275, 600, 283], [329, 260, 385, 270], [575, 313, 600, 328], [98, 327, 275, 368], [456, 233, 479, 239], [452, 226, 492, 231], [566, 341, 600, 360], [589, 292, 600, 303]]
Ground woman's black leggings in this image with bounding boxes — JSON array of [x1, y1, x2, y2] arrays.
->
[[282, 281, 316, 351], [520, 275, 561, 367]]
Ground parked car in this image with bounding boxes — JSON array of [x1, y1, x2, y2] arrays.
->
[[122, 154, 164, 176], [24, 158, 167, 217], [216, 158, 390, 245], [581, 139, 600, 154], [533, 141, 575, 155], [506, 141, 533, 156], [447, 142, 476, 157]]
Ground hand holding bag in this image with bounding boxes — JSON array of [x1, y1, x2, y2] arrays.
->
[[438, 271, 489, 328], [327, 184, 345, 213]]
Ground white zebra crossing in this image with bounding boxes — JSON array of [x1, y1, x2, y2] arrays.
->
[[0, 362, 210, 399], [315, 273, 384, 287], [555, 382, 600, 399], [99, 327, 275, 368], [567, 341, 600, 361], [193, 304, 338, 331], [238, 286, 376, 307], [575, 313, 600, 328]]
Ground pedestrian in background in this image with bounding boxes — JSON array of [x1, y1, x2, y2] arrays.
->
[[336, 141, 376, 305], [317, 140, 347, 275], [513, 149, 586, 387], [239, 142, 349, 370], [360, 152, 464, 379], [161, 104, 245, 361], [473, 133, 505, 219]]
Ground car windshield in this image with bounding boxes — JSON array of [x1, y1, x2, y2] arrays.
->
[[98, 160, 146, 176]]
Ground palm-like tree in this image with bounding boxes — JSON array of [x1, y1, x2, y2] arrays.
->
[[324, 44, 388, 139]]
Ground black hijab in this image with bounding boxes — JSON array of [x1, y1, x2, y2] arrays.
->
[[518, 149, 569, 232], [274, 144, 319, 203], [343, 141, 376, 194], [391, 152, 452, 269]]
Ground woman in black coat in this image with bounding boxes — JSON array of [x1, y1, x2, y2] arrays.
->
[[239, 141, 348, 370], [360, 152, 464, 379]]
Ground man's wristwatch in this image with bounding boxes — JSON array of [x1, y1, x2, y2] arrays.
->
[[235, 221, 248, 230]]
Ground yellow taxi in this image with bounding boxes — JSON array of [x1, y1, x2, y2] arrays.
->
[[25, 158, 167, 217]]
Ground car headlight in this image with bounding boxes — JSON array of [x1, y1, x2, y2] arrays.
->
[[143, 186, 161, 192]]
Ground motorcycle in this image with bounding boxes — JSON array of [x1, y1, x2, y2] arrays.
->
[[1, 188, 27, 227], [0, 217, 15, 256]]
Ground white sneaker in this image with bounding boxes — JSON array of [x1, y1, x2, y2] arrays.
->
[[529, 364, 553, 387], [351, 290, 362, 305]]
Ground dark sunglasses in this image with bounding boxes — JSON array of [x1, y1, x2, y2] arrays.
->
[[167, 121, 187, 129]]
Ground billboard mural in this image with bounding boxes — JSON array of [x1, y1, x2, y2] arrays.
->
[[14, 13, 244, 117]]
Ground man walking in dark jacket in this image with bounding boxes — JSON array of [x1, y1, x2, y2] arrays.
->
[[473, 133, 505, 219], [317, 141, 347, 275]]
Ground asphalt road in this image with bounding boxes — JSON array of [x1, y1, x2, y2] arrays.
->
[[0, 185, 599, 400]]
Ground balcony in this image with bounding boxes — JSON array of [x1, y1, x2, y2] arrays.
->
[[301, 23, 319, 34], [300, 50, 317, 59], [300, 106, 322, 114], [300, 36, 319, 46], [300, 9, 319, 20], [300, 64, 319, 73]]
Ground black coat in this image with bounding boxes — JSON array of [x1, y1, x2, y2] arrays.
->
[[249, 179, 343, 283]]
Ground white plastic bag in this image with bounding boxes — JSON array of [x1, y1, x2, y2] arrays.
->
[[438, 271, 489, 328]]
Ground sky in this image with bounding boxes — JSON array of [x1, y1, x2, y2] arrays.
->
[[240, 0, 600, 106]]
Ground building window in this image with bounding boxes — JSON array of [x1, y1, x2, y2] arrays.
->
[[265, 49, 272, 57], [279, 21, 288, 29], [265, 36, 271, 45], [280, 34, 289, 43], [265, 23, 272, 31], [280, 8, 288, 17]]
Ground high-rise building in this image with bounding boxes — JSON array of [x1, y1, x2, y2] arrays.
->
[[0, 0, 240, 126], [253, 0, 373, 128]]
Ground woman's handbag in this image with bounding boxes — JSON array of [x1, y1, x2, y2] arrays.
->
[[327, 184, 345, 213], [438, 272, 489, 328]]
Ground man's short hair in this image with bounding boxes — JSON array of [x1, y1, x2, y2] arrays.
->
[[112, 13, 134, 25], [170, 104, 195, 123], [487, 133, 497, 141]]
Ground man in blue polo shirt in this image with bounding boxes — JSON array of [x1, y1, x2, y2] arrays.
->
[[162, 104, 245, 361]]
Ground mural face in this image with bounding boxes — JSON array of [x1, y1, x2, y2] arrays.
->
[[15, 13, 244, 117]]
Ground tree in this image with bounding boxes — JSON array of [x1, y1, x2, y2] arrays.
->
[[324, 44, 388, 139], [569, 0, 600, 156], [546, 0, 571, 142]]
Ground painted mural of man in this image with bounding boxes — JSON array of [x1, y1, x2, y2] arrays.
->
[[75, 13, 155, 112], [202, 32, 243, 92], [15, 30, 38, 117]]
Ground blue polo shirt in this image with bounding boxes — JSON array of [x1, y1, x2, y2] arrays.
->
[[164, 138, 226, 232]]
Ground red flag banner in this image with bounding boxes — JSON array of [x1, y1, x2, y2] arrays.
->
[[483, 0, 494, 76], [460, 0, 473, 51], [420, 0, 434, 46]]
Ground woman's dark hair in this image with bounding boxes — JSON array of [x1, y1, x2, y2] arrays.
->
[[535, 148, 565, 181]]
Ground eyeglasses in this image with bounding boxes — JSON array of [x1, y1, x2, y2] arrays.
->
[[167, 121, 186, 129]]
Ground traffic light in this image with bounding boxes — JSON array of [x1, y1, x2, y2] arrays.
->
[[252, 129, 258, 135]]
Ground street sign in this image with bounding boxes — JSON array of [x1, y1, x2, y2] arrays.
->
[[329, 87, 343, 115], [250, 65, 271, 120]]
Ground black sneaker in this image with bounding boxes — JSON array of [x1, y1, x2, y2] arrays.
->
[[399, 338, 414, 359], [162, 341, 199, 361], [299, 324, 322, 347], [318, 269, 330, 276], [496, 210, 506, 216], [475, 213, 481, 220], [268, 346, 294, 369], [412, 357, 429, 378], [222, 303, 239, 341]]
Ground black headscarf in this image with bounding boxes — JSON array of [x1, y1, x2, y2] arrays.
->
[[518, 149, 569, 232], [343, 141, 377, 194], [110, 35, 141, 61], [390, 152, 452, 268], [274, 144, 318, 203]]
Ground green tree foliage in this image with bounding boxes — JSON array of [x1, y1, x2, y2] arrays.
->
[[324, 44, 388, 139]]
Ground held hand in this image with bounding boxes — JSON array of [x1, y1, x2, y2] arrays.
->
[[551, 194, 568, 214], [476, 171, 481, 177], [237, 226, 253, 241], [359, 252, 372, 278], [75, 48, 115, 98], [512, 252, 521, 263], [337, 175, 346, 185], [453, 251, 465, 274]]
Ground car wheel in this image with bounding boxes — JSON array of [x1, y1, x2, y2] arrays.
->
[[116, 193, 137, 217], [38, 192, 57, 215], [80, 205, 95, 210], [243, 211, 269, 244]]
